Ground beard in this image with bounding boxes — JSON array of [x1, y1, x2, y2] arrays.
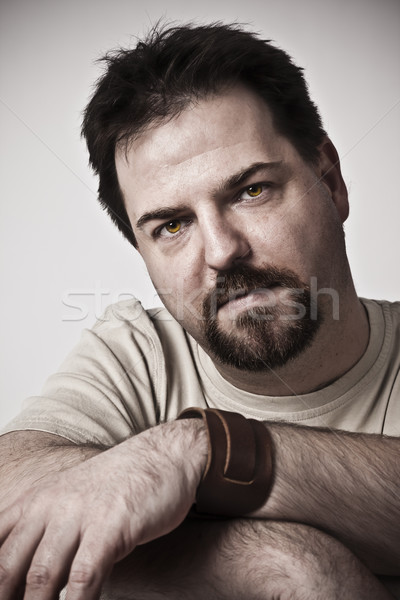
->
[[202, 264, 321, 371]]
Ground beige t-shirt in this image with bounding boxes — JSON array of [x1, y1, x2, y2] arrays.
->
[[2, 297, 399, 443], [3, 297, 400, 599]]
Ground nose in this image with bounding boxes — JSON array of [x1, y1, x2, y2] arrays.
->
[[201, 214, 251, 271]]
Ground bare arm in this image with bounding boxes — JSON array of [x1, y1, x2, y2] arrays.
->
[[0, 424, 208, 599], [0, 431, 102, 511], [103, 517, 395, 600], [0, 432, 393, 600], [0, 420, 398, 600], [256, 423, 400, 574]]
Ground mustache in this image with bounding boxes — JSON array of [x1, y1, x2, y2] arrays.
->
[[203, 264, 308, 314]]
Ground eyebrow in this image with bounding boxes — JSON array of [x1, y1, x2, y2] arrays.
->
[[216, 161, 283, 194], [136, 207, 191, 230], [135, 161, 283, 231]]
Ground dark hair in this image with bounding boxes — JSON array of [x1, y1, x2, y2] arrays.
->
[[82, 22, 326, 247]]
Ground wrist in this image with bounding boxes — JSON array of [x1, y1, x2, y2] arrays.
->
[[178, 408, 274, 517], [167, 418, 209, 499]]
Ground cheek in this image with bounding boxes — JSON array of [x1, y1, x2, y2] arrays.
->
[[245, 214, 303, 269], [138, 247, 177, 302], [157, 281, 207, 331], [285, 204, 345, 283], [143, 251, 206, 323], [246, 200, 338, 280]]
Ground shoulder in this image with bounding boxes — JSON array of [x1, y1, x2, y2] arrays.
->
[[90, 298, 179, 348], [86, 297, 192, 370], [361, 298, 400, 320], [93, 297, 163, 333], [93, 297, 184, 335], [361, 298, 400, 348]]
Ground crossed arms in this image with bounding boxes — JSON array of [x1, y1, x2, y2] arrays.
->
[[0, 418, 399, 599]]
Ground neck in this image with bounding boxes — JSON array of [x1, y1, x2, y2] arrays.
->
[[213, 290, 370, 397]]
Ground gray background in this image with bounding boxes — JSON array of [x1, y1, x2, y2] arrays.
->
[[1, 0, 399, 426]]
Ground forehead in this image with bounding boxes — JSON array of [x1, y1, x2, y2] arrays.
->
[[116, 86, 297, 219]]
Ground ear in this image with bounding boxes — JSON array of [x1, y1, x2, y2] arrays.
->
[[316, 138, 349, 223]]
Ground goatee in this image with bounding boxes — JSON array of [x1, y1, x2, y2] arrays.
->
[[202, 264, 321, 371]]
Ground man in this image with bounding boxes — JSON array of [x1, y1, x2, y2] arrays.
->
[[0, 23, 399, 600]]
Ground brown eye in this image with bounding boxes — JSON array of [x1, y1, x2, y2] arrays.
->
[[246, 185, 263, 197], [165, 220, 181, 234]]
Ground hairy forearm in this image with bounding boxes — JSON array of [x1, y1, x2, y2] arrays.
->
[[258, 423, 400, 574], [0, 431, 103, 510], [1, 421, 398, 592], [102, 518, 395, 600]]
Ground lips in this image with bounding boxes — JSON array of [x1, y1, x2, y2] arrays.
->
[[215, 288, 248, 310], [202, 265, 307, 322], [216, 286, 277, 310]]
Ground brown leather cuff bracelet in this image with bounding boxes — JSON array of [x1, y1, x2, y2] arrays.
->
[[177, 407, 274, 517]]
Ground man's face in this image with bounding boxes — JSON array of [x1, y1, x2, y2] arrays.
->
[[116, 86, 349, 372]]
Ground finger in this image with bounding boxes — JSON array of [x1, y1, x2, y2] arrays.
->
[[0, 514, 45, 600], [0, 503, 22, 543], [65, 527, 128, 600], [23, 523, 80, 600]]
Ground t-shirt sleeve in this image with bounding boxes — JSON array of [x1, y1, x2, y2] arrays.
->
[[382, 302, 400, 437], [382, 369, 400, 436], [0, 300, 165, 446]]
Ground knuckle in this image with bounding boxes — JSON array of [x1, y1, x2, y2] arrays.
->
[[27, 491, 48, 512], [18, 496, 43, 522], [26, 564, 52, 588], [69, 564, 96, 589], [0, 560, 12, 585]]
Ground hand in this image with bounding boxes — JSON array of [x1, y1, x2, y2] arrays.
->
[[0, 419, 207, 600]]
